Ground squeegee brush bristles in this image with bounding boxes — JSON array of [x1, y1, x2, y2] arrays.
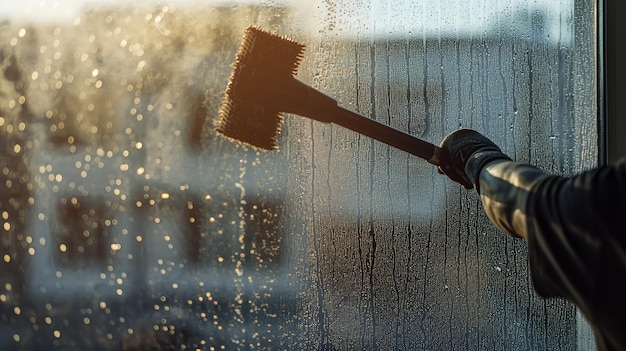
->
[[216, 26, 305, 150]]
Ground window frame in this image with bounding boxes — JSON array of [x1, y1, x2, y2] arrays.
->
[[602, 0, 625, 163]]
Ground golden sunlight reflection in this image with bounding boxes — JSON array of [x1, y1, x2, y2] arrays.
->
[[0, 2, 290, 349]]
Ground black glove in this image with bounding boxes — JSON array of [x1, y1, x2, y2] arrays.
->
[[438, 129, 511, 190]]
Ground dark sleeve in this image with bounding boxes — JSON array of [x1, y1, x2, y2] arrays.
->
[[526, 158, 626, 350]]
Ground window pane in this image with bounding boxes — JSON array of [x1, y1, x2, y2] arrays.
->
[[0, 0, 597, 350]]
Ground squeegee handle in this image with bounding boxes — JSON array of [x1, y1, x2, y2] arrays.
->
[[279, 78, 444, 166], [332, 106, 444, 166]]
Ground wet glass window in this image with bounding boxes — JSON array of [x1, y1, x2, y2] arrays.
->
[[0, 0, 599, 350]]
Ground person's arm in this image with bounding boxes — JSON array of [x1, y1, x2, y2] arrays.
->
[[438, 129, 626, 350], [476, 160, 549, 239], [437, 129, 541, 238]]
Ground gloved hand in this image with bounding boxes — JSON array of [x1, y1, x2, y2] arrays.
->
[[438, 129, 511, 190]]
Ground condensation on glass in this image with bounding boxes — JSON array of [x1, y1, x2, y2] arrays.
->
[[0, 0, 597, 350]]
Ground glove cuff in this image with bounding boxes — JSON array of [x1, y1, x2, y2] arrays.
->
[[465, 150, 511, 193]]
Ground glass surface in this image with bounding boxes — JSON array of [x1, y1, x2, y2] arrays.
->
[[0, 0, 597, 350]]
